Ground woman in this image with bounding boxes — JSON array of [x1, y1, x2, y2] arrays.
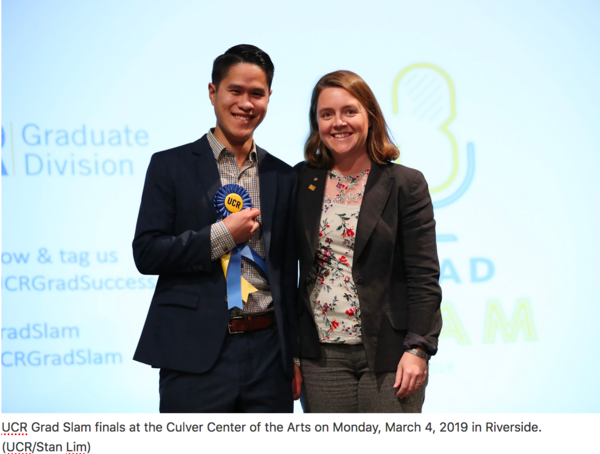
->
[[295, 70, 442, 413]]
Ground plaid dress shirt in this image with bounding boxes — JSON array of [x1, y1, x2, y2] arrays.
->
[[208, 130, 273, 315]]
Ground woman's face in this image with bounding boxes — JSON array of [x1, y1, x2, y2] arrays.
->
[[316, 87, 369, 162]]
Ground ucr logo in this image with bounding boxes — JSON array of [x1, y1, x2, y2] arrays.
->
[[225, 194, 244, 212], [391, 63, 475, 210]]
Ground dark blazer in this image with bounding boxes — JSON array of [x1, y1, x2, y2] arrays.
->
[[295, 161, 442, 372], [132, 134, 298, 378]]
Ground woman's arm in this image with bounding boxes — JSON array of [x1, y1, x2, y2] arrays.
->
[[400, 169, 443, 352], [395, 169, 443, 397]]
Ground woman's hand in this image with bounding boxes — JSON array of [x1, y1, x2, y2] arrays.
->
[[393, 351, 427, 398]]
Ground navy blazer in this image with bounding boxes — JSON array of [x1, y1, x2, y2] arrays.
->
[[133, 134, 298, 378], [295, 161, 442, 372]]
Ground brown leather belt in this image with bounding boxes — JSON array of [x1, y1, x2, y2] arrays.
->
[[228, 312, 277, 334]]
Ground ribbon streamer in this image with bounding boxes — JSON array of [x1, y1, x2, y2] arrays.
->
[[221, 245, 269, 309], [214, 184, 268, 309]]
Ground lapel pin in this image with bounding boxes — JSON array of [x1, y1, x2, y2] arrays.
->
[[314, 177, 318, 181], [308, 185, 316, 191]]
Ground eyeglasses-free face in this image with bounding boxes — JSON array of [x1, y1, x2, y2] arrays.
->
[[209, 63, 271, 150], [316, 87, 370, 162]]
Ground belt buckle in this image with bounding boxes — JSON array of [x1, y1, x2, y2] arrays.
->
[[228, 315, 246, 334]]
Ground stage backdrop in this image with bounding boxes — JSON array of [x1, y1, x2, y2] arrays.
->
[[2, 0, 600, 412]]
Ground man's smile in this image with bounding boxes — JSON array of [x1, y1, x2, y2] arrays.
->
[[232, 113, 254, 122]]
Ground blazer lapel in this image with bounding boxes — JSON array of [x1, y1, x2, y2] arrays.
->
[[354, 162, 393, 261], [300, 166, 327, 261], [192, 135, 221, 221], [257, 146, 277, 261]]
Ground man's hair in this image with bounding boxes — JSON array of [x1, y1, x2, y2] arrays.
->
[[304, 70, 399, 169], [212, 44, 274, 89]]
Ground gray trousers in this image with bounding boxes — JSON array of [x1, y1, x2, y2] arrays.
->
[[300, 343, 427, 413]]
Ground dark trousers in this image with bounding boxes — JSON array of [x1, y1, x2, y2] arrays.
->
[[159, 325, 293, 413], [300, 343, 426, 413]]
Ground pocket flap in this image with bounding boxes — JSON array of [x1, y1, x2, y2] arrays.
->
[[386, 309, 408, 330], [154, 290, 200, 310]]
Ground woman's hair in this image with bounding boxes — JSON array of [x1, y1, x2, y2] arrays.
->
[[304, 70, 399, 169]]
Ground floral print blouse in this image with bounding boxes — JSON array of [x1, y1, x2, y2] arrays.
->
[[307, 168, 369, 344]]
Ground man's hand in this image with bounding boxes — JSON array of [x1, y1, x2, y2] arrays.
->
[[393, 351, 427, 399], [222, 208, 261, 244], [292, 364, 302, 400]]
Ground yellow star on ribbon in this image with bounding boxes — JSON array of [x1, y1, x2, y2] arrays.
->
[[221, 252, 258, 302]]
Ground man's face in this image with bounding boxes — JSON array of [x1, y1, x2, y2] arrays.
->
[[209, 63, 271, 147]]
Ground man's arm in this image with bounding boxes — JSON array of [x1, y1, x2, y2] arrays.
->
[[284, 171, 300, 358], [133, 153, 213, 275], [284, 170, 301, 398], [133, 153, 261, 275]]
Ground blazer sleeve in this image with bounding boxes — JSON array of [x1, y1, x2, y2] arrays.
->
[[283, 170, 300, 357], [132, 152, 213, 275], [400, 169, 443, 354]]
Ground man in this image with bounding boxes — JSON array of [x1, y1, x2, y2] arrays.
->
[[132, 45, 301, 412]]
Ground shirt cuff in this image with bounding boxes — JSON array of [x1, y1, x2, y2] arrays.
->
[[210, 222, 237, 261], [404, 332, 438, 356]]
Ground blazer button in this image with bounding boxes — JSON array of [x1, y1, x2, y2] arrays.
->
[[356, 277, 364, 285]]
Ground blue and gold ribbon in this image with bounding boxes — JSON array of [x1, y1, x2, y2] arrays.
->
[[214, 184, 267, 309], [214, 184, 252, 218]]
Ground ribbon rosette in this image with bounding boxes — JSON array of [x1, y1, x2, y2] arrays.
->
[[214, 184, 267, 309], [214, 184, 253, 218]]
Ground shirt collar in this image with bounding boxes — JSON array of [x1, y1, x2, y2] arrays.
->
[[208, 129, 258, 163]]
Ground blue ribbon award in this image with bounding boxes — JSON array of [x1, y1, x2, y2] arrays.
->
[[214, 184, 268, 309], [214, 184, 253, 218]]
